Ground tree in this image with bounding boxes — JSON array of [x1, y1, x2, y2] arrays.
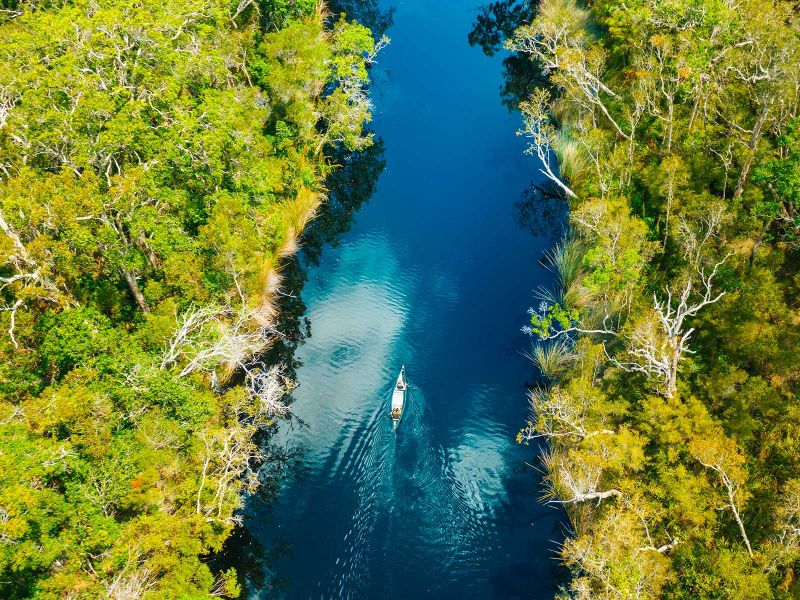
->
[[690, 434, 754, 559], [0, 0, 381, 595], [513, 0, 800, 595], [614, 255, 727, 398]]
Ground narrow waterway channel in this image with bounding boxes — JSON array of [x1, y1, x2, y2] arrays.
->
[[243, 0, 563, 597]]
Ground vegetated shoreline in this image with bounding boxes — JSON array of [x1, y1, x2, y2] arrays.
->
[[510, 0, 800, 597], [0, 1, 382, 597]]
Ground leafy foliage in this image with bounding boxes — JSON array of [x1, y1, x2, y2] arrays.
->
[[0, 0, 379, 597], [509, 0, 800, 597]]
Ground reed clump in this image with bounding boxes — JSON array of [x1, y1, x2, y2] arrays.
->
[[536, 236, 591, 310], [529, 339, 574, 379]]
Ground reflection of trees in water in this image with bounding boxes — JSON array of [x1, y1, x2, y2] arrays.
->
[[304, 139, 387, 266], [219, 134, 385, 390], [208, 436, 301, 596], [265, 136, 387, 378], [330, 0, 394, 38], [213, 135, 386, 595], [469, 1, 567, 236], [469, 0, 533, 54], [468, 0, 551, 111], [470, 7, 568, 596], [514, 181, 568, 238]]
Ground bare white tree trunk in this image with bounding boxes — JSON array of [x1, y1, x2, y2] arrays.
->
[[548, 459, 622, 506], [697, 458, 754, 558], [615, 263, 726, 397], [520, 386, 616, 443], [519, 90, 578, 199]]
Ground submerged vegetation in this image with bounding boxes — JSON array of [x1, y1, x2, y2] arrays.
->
[[0, 0, 381, 596], [512, 0, 800, 597]]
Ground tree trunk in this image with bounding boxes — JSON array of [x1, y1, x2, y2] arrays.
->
[[726, 478, 754, 558], [663, 171, 675, 248], [559, 488, 623, 504], [121, 267, 150, 313], [733, 103, 770, 199], [749, 223, 768, 267], [666, 343, 679, 398]]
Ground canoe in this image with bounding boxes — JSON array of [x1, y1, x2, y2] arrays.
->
[[390, 365, 407, 430]]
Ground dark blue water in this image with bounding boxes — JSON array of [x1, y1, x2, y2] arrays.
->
[[244, 1, 563, 597]]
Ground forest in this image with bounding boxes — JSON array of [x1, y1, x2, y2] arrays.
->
[[0, 0, 380, 597], [511, 0, 800, 597], [4, 0, 800, 595]]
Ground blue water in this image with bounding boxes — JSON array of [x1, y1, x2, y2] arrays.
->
[[244, 0, 563, 597]]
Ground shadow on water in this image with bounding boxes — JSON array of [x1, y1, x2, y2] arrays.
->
[[514, 182, 569, 240], [211, 132, 388, 596], [470, 1, 573, 594], [468, 1, 570, 239], [303, 140, 388, 268], [217, 0, 576, 596], [467, 0, 553, 111], [329, 0, 395, 37]]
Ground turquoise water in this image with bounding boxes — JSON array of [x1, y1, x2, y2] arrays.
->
[[241, 0, 564, 596]]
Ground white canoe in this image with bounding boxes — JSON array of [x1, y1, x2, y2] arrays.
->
[[390, 366, 407, 429]]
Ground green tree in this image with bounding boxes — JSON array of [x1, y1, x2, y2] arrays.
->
[[0, 0, 381, 596], [511, 0, 800, 596]]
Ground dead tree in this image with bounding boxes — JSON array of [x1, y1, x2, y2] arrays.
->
[[242, 364, 290, 419], [520, 386, 615, 443], [555, 465, 622, 504], [614, 260, 726, 397], [159, 303, 271, 378], [519, 90, 578, 199], [545, 454, 622, 505]]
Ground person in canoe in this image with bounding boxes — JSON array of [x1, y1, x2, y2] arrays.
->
[[390, 366, 407, 429]]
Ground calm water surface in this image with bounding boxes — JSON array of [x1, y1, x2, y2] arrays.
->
[[245, 0, 563, 597]]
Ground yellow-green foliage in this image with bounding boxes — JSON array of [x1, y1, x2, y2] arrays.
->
[[0, 0, 378, 597], [513, 0, 800, 597]]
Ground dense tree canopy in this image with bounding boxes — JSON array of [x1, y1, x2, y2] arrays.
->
[[512, 0, 800, 597], [0, 0, 379, 597]]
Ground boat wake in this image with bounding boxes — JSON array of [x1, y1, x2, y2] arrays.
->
[[252, 227, 561, 598]]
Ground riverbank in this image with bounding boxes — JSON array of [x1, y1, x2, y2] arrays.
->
[[0, 3, 379, 597], [511, 0, 800, 597]]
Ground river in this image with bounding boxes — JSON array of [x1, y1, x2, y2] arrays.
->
[[238, 0, 564, 597]]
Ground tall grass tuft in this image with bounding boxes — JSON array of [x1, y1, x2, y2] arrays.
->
[[279, 187, 323, 258], [537, 236, 591, 311], [545, 237, 583, 291], [529, 338, 574, 379], [563, 278, 592, 311], [538, 447, 562, 504], [527, 384, 549, 414], [539, 0, 590, 32], [553, 129, 589, 190], [533, 284, 562, 307]]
